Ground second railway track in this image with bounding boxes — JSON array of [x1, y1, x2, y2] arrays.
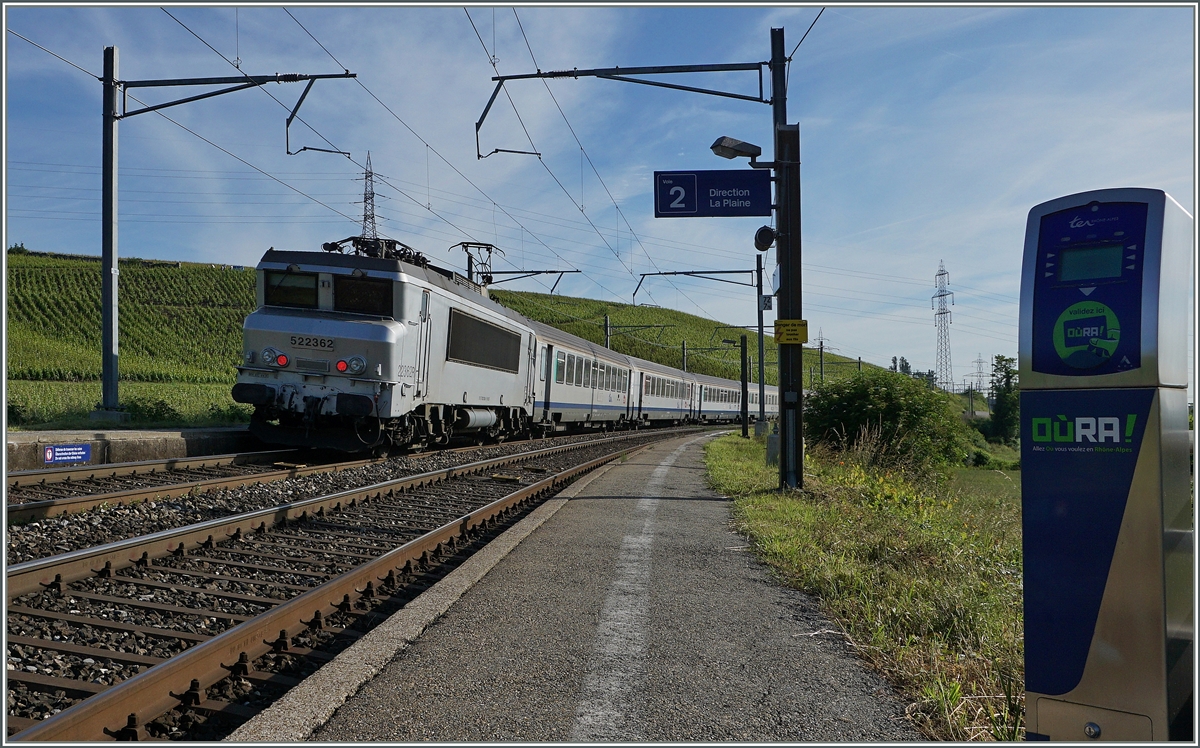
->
[[5, 429, 677, 525], [6, 428, 696, 741]]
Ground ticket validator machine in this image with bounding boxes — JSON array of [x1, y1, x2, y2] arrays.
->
[[1019, 188, 1193, 740]]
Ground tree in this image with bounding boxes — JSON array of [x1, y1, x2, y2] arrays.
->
[[898, 356, 912, 375], [890, 356, 898, 372], [989, 354, 1019, 442], [7, 242, 28, 254]]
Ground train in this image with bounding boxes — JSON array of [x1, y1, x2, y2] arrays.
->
[[231, 237, 778, 452]]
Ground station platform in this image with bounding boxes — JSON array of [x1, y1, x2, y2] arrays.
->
[[5, 427, 257, 472], [231, 431, 919, 742]]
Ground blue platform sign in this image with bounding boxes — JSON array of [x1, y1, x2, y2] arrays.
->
[[654, 170, 771, 218], [44, 444, 91, 464]]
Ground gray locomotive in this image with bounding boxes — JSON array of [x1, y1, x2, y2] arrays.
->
[[232, 238, 777, 452]]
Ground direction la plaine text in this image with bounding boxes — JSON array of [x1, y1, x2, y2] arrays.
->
[[710, 187, 751, 208]]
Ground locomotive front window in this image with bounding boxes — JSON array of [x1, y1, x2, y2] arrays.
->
[[334, 275, 393, 316], [264, 271, 318, 309]]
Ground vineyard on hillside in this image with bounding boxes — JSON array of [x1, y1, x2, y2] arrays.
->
[[489, 289, 873, 386], [5, 249, 875, 426], [6, 252, 255, 384]]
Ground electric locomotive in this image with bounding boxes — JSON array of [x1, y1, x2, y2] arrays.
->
[[232, 237, 780, 452]]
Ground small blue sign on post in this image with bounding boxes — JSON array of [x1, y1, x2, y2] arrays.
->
[[654, 169, 771, 218], [44, 444, 91, 464]]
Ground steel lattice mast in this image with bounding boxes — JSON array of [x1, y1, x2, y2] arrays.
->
[[932, 260, 954, 391], [361, 151, 377, 240]]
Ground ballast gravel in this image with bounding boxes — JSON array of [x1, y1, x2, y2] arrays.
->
[[7, 431, 664, 565]]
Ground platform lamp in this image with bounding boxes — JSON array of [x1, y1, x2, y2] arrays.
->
[[712, 130, 803, 488]]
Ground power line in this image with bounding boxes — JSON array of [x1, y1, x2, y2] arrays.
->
[[6, 29, 101, 79], [508, 7, 712, 317], [283, 6, 637, 300], [5, 28, 364, 232], [466, 8, 649, 298], [163, 7, 487, 252]]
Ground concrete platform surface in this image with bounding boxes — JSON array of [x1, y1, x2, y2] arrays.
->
[[6, 427, 257, 471], [236, 432, 920, 742]]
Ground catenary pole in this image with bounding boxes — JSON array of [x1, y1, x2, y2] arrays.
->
[[772, 28, 803, 489], [98, 46, 121, 419], [90, 47, 353, 421], [740, 334, 749, 438], [756, 252, 766, 428]]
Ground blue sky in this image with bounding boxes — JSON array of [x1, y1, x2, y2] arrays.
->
[[4, 4, 1195, 393]]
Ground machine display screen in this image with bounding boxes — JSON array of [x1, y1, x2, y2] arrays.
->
[[1058, 244, 1124, 282]]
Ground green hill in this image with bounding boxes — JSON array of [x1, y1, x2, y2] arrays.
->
[[4, 249, 875, 427], [6, 251, 255, 384], [488, 289, 874, 386]]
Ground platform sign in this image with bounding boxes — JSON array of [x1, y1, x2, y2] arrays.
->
[[774, 319, 807, 344], [44, 444, 91, 464], [654, 170, 771, 217]]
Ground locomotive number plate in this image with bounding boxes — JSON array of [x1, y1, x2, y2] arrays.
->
[[290, 335, 334, 350]]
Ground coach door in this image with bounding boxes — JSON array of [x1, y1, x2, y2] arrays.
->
[[415, 290, 431, 396], [524, 334, 535, 406]]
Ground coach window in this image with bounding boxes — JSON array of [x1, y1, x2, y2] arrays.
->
[[556, 352, 566, 383], [334, 274, 393, 316], [566, 354, 576, 385], [583, 359, 591, 388], [539, 347, 547, 381], [264, 271, 318, 309]]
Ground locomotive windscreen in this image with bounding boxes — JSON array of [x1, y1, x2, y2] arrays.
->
[[447, 309, 521, 373], [334, 275, 393, 316], [264, 271, 318, 308]]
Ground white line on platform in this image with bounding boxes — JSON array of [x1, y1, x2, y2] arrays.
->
[[571, 434, 710, 741]]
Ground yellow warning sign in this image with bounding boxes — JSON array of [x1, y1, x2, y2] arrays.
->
[[774, 319, 808, 344]]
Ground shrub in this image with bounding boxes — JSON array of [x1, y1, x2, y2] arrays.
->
[[123, 397, 183, 423], [804, 368, 971, 473], [7, 402, 30, 425]]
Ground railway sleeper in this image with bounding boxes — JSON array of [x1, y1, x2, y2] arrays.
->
[[9, 438, 659, 740]]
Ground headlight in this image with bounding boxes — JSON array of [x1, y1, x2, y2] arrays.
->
[[262, 348, 288, 367], [347, 356, 367, 375]]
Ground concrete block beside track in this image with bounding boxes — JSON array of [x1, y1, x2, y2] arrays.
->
[[5, 427, 259, 472]]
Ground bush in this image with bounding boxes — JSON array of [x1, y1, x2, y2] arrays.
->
[[123, 397, 183, 423], [7, 402, 30, 425], [804, 368, 971, 473]]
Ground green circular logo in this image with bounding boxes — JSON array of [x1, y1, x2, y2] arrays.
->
[[1053, 301, 1120, 369]]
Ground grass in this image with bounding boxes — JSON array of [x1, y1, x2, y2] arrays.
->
[[707, 434, 1024, 741], [5, 381, 251, 429]]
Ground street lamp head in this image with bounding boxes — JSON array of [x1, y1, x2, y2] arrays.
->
[[710, 136, 761, 160]]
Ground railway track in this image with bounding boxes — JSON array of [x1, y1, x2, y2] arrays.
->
[[6, 429, 670, 523], [6, 429, 690, 741]]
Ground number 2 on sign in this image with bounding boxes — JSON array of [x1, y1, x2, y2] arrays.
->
[[669, 186, 686, 208]]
